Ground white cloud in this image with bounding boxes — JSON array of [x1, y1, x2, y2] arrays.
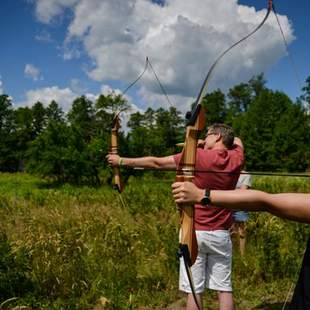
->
[[20, 86, 78, 112], [17, 84, 139, 117], [70, 78, 86, 94], [34, 0, 79, 23], [100, 85, 120, 96], [33, 0, 295, 112], [16, 84, 141, 132], [24, 64, 43, 81], [138, 85, 193, 112]]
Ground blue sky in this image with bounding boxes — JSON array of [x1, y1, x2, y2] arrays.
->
[[239, 0, 310, 101], [0, 0, 309, 113]]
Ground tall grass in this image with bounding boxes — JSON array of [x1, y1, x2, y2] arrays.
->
[[0, 173, 309, 309]]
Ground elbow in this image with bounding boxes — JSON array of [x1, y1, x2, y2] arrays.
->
[[138, 157, 162, 169], [152, 157, 164, 169]]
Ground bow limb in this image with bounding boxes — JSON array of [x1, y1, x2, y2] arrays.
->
[[194, 0, 273, 107], [177, 104, 206, 267], [108, 57, 150, 193], [110, 113, 123, 193]]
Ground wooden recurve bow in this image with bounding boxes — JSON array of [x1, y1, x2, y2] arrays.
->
[[177, 5, 273, 307], [110, 113, 123, 193], [177, 0, 274, 268], [177, 104, 205, 266]]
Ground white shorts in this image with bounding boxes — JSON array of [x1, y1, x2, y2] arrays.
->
[[179, 230, 232, 293]]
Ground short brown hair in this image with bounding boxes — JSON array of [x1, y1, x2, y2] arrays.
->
[[208, 123, 234, 148]]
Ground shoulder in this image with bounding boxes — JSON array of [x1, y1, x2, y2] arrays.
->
[[232, 144, 244, 152], [230, 145, 244, 158]]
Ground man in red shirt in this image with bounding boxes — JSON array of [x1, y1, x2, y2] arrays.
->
[[107, 123, 244, 310]]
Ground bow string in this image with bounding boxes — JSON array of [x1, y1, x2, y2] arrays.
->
[[109, 56, 174, 192]]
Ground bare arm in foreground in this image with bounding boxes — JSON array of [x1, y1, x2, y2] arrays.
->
[[172, 182, 310, 223]]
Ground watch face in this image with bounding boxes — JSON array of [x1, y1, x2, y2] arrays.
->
[[201, 196, 210, 205]]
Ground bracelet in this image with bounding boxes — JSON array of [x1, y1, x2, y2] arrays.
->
[[118, 157, 124, 166]]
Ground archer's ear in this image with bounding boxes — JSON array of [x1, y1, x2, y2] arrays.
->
[[215, 133, 222, 142]]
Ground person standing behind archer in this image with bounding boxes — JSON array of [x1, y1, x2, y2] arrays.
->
[[232, 171, 252, 257]]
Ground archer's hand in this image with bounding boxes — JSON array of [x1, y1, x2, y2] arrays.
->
[[171, 181, 205, 204], [106, 154, 120, 167]]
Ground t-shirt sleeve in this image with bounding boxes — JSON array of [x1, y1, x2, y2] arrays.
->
[[236, 173, 252, 188], [234, 145, 245, 168], [173, 152, 182, 166]]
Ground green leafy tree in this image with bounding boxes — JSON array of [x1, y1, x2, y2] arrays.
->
[[95, 93, 131, 171], [225, 74, 266, 125], [31, 101, 47, 136], [60, 127, 97, 184], [96, 92, 130, 115], [300, 76, 310, 110], [0, 95, 13, 133], [248, 73, 267, 97], [27, 122, 102, 185], [26, 122, 70, 181], [226, 83, 252, 125], [127, 107, 183, 157], [27, 93, 131, 184], [46, 100, 65, 124], [0, 95, 17, 171], [272, 101, 310, 171], [95, 93, 130, 147], [127, 111, 150, 157], [68, 96, 96, 142], [127, 111, 144, 130], [11, 106, 36, 171], [153, 107, 184, 155], [237, 89, 309, 171], [202, 89, 226, 126]]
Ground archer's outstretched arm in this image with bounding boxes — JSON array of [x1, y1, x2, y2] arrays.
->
[[211, 190, 310, 223], [106, 154, 176, 170], [172, 182, 310, 223]]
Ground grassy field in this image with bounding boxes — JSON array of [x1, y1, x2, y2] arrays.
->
[[0, 173, 309, 309]]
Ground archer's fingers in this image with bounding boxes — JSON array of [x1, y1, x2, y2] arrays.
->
[[171, 182, 184, 191], [172, 191, 187, 203], [172, 191, 183, 199]]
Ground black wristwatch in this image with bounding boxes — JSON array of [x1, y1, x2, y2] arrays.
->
[[200, 189, 211, 206]]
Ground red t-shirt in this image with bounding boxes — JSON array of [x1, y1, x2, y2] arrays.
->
[[174, 145, 244, 231]]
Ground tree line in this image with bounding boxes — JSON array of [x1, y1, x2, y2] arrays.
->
[[0, 74, 309, 184]]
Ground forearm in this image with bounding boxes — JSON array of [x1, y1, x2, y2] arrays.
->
[[121, 155, 176, 170], [121, 156, 162, 169], [210, 189, 269, 211], [264, 193, 310, 223], [210, 190, 310, 223]]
